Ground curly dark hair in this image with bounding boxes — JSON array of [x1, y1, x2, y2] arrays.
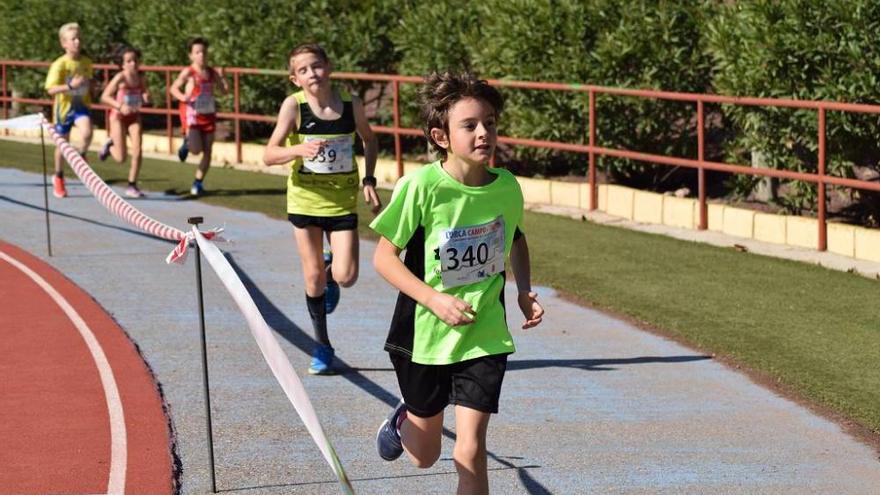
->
[[187, 37, 209, 53], [419, 71, 504, 159], [114, 45, 141, 68]]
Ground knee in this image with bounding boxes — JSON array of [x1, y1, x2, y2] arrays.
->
[[303, 269, 326, 293], [334, 268, 358, 288], [409, 446, 441, 469], [453, 438, 485, 466]]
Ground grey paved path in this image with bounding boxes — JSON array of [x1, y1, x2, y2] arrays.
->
[[2, 167, 878, 494]]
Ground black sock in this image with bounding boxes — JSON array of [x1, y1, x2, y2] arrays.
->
[[55, 171, 63, 179], [306, 293, 330, 346], [128, 181, 136, 187]]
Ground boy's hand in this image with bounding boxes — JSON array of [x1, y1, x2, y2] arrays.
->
[[297, 140, 327, 160], [517, 291, 544, 329], [426, 292, 475, 327], [363, 184, 382, 214], [69, 74, 85, 89]]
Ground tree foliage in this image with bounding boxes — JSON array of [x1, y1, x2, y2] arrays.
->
[[2, 0, 879, 218]]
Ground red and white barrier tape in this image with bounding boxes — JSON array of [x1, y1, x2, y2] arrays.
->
[[191, 227, 355, 494], [38, 117, 221, 263]]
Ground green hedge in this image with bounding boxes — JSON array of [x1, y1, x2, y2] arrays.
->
[[705, 0, 880, 221], [1, 0, 878, 220]]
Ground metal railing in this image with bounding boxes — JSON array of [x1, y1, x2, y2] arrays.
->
[[3, 59, 880, 252]]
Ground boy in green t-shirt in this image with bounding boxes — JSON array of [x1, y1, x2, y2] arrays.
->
[[371, 72, 544, 494]]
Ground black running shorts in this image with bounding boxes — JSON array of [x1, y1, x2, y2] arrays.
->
[[288, 213, 358, 232], [390, 352, 509, 418]]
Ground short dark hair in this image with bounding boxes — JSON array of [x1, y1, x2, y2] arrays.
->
[[288, 43, 329, 73], [187, 37, 209, 53], [114, 45, 141, 68], [419, 72, 504, 159]]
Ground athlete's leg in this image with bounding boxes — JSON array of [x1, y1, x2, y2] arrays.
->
[[188, 128, 204, 156], [452, 406, 491, 495], [53, 142, 65, 175], [126, 119, 143, 184], [293, 225, 328, 296], [401, 410, 445, 469], [327, 229, 359, 288], [196, 131, 214, 181], [293, 225, 333, 352], [73, 115, 93, 155], [108, 117, 128, 163]]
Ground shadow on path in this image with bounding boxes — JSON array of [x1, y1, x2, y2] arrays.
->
[[508, 355, 712, 372], [225, 255, 711, 495], [0, 194, 177, 245]]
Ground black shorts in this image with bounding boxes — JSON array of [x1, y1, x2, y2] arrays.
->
[[288, 213, 358, 232], [390, 353, 509, 418]]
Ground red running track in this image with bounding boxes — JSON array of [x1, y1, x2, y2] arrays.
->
[[0, 240, 173, 494]]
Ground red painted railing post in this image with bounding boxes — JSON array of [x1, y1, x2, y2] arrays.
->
[[817, 108, 827, 251], [2, 63, 8, 121], [697, 100, 707, 230], [392, 79, 403, 179], [234, 71, 241, 164], [165, 70, 173, 156], [588, 89, 597, 210]]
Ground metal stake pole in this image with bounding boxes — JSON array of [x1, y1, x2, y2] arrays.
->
[[188, 216, 217, 493], [40, 124, 52, 257]]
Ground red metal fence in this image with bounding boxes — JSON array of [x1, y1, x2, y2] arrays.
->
[[3, 59, 880, 252]]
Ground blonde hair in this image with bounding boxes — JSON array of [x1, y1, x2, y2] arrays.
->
[[58, 22, 80, 42]]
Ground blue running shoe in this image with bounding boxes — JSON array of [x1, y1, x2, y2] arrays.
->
[[190, 179, 204, 196], [308, 344, 335, 375], [376, 400, 406, 461], [323, 251, 340, 314], [178, 139, 189, 162]]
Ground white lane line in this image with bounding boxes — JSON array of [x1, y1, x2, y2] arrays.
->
[[1, 251, 127, 494]]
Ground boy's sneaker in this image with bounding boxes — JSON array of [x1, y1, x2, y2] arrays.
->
[[178, 139, 189, 162], [52, 176, 67, 198], [99, 139, 113, 161], [376, 400, 406, 461], [308, 344, 335, 375], [324, 251, 340, 314], [124, 185, 145, 198], [190, 180, 204, 196]]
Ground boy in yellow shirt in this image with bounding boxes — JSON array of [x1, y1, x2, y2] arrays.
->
[[44, 22, 94, 198]]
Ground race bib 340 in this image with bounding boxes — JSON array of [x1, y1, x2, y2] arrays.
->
[[438, 216, 505, 289]]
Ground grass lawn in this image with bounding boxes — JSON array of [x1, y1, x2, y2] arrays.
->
[[1, 138, 878, 437]]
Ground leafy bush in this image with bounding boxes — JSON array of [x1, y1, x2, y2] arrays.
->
[[2, 0, 879, 220], [705, 0, 880, 219], [390, 0, 714, 184]]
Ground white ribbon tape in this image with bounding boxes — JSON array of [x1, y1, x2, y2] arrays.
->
[[191, 227, 354, 494]]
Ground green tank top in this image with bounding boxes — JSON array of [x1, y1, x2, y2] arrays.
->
[[285, 89, 359, 216]]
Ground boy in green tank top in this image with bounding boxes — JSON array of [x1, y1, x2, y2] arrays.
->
[[263, 43, 381, 375], [371, 72, 544, 494]]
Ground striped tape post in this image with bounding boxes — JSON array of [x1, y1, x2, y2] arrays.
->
[[40, 118, 220, 263]]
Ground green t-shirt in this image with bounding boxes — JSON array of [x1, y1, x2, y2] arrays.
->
[[370, 161, 525, 365]]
